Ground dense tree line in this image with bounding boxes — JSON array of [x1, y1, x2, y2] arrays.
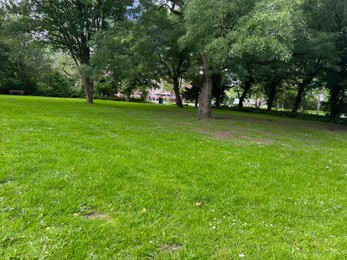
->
[[0, 0, 346, 119]]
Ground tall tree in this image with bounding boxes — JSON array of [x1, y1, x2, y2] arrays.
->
[[92, 20, 156, 102], [0, 8, 54, 93], [287, 0, 334, 114], [183, 0, 295, 119], [316, 0, 347, 117], [13, 0, 132, 103], [0, 9, 9, 83], [139, 6, 190, 108]]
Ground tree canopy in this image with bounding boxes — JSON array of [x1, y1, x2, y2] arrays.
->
[[0, 0, 346, 118]]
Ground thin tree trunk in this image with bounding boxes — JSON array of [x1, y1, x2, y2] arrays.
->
[[238, 77, 253, 109], [198, 54, 212, 120], [126, 89, 131, 102], [211, 73, 223, 109], [82, 75, 94, 103], [291, 83, 305, 113], [173, 78, 183, 108], [329, 83, 342, 118], [328, 67, 346, 118], [291, 76, 314, 113], [215, 95, 221, 109], [267, 82, 277, 111]]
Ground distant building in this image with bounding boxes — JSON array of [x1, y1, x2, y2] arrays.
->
[[148, 88, 175, 102]]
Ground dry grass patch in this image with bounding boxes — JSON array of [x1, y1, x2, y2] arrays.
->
[[161, 243, 182, 253], [83, 211, 113, 222]]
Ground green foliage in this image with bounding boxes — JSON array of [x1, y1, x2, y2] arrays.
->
[[139, 5, 191, 85], [230, 0, 296, 61], [0, 12, 59, 94], [1, 0, 345, 116], [9, 0, 134, 103], [17, 0, 132, 65], [183, 0, 246, 52], [92, 18, 156, 100], [40, 71, 73, 97], [94, 81, 115, 99]]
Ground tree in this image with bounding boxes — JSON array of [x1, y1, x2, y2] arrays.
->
[[229, 56, 256, 109], [92, 19, 156, 102], [0, 9, 54, 94], [315, 0, 347, 117], [261, 63, 288, 110], [211, 71, 233, 108], [183, 0, 296, 119], [286, 0, 333, 114], [13, 0, 132, 103], [134, 2, 190, 108], [0, 10, 11, 87]]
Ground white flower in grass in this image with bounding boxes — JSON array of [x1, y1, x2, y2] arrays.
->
[[239, 253, 245, 258]]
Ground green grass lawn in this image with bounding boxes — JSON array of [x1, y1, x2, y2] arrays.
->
[[1, 95, 346, 259]]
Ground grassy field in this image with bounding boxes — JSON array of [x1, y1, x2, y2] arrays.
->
[[1, 95, 346, 259]]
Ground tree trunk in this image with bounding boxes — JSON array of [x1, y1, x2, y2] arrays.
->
[[329, 83, 342, 118], [215, 95, 221, 109], [173, 78, 183, 108], [211, 73, 223, 109], [291, 76, 314, 113], [267, 82, 277, 111], [126, 89, 131, 102], [198, 54, 212, 120], [328, 64, 346, 118], [238, 77, 253, 109], [291, 83, 305, 113], [82, 75, 94, 104]]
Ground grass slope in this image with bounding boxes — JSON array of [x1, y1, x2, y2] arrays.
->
[[0, 95, 346, 259]]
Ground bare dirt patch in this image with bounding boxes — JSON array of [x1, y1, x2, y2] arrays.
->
[[161, 243, 182, 253], [85, 211, 113, 222], [75, 211, 113, 223]]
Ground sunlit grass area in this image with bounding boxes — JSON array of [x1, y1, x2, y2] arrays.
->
[[1, 95, 346, 259]]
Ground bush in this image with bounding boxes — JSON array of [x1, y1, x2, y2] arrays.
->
[[35, 71, 73, 97], [47, 72, 73, 97], [71, 88, 85, 98], [94, 81, 114, 99]]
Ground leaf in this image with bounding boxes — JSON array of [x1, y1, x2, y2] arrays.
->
[[195, 202, 202, 207]]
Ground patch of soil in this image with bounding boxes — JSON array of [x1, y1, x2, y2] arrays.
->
[[79, 211, 113, 222], [161, 243, 182, 253]]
